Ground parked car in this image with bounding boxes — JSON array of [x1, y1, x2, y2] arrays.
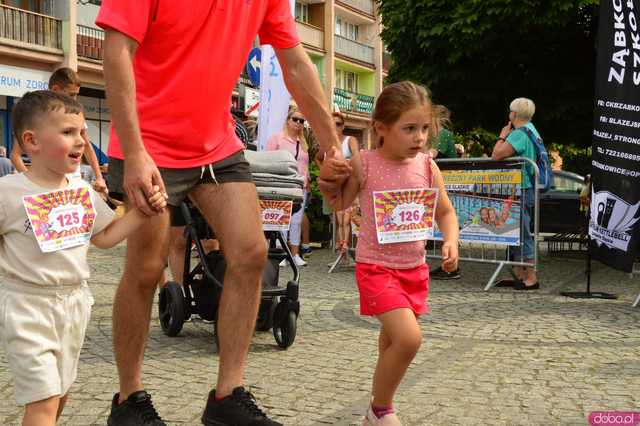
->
[[538, 170, 586, 234]]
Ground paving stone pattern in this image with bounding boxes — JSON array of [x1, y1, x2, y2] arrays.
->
[[1, 245, 639, 425]]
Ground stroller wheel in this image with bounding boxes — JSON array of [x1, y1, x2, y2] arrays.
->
[[273, 310, 297, 349], [158, 282, 186, 337], [256, 297, 278, 332]]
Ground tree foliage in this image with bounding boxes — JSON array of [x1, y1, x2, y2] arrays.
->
[[379, 0, 600, 147]]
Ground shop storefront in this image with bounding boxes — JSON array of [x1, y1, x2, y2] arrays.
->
[[0, 64, 50, 153]]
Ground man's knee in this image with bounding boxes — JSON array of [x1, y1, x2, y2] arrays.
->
[[226, 237, 268, 273], [124, 256, 167, 290]]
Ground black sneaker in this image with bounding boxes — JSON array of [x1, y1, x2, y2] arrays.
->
[[108, 391, 167, 426], [300, 246, 313, 256], [201, 387, 281, 426], [430, 266, 461, 280]]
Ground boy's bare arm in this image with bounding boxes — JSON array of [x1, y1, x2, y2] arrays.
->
[[91, 209, 147, 249], [91, 187, 167, 249]]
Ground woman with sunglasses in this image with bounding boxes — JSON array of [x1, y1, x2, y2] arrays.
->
[[332, 112, 360, 261], [266, 107, 310, 267]]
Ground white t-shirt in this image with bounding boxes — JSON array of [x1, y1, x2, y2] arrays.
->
[[0, 174, 116, 286]]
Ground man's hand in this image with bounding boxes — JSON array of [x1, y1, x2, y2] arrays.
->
[[441, 241, 459, 273], [92, 176, 109, 199], [123, 151, 167, 216]]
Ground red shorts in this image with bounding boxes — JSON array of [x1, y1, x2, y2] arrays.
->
[[355, 263, 430, 316]]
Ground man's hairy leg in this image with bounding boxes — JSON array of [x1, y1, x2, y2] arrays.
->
[[113, 203, 170, 402], [190, 182, 267, 397]]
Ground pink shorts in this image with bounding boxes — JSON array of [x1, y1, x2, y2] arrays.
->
[[355, 262, 430, 316]]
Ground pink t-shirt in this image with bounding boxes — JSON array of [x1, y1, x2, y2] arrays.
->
[[356, 150, 433, 269], [265, 131, 309, 190], [96, 0, 299, 168]]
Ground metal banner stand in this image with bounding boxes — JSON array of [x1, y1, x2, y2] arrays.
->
[[560, 208, 617, 300]]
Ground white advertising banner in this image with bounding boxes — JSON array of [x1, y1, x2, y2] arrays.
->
[[0, 64, 49, 97], [256, 0, 296, 151]]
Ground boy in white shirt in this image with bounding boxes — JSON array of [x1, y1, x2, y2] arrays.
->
[[0, 90, 166, 426]]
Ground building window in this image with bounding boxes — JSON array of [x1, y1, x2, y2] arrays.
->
[[335, 17, 359, 41], [335, 69, 358, 93], [295, 2, 309, 23]]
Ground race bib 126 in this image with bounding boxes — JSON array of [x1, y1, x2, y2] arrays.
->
[[22, 186, 96, 253], [373, 188, 438, 244]]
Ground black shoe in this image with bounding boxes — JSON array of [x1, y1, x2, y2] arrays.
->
[[108, 391, 166, 426], [494, 279, 522, 288], [514, 281, 540, 290], [300, 246, 313, 256], [201, 387, 281, 426], [430, 267, 461, 280]]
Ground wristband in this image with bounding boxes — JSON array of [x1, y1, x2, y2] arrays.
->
[[497, 137, 506, 142]]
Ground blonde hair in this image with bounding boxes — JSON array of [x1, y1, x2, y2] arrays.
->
[[371, 81, 433, 148], [509, 97, 535, 121], [285, 106, 308, 152]]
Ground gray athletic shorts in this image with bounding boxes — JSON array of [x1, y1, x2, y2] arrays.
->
[[107, 150, 253, 206]]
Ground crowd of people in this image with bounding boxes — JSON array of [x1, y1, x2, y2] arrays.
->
[[0, 2, 551, 425]]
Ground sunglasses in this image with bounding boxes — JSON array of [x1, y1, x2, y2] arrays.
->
[[335, 121, 344, 127], [291, 117, 305, 125]]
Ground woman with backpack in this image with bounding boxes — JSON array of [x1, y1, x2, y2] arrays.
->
[[491, 97, 543, 290]]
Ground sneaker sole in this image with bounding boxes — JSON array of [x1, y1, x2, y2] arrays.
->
[[432, 275, 460, 280]]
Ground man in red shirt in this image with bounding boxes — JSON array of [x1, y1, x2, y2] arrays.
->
[[97, 1, 348, 425]]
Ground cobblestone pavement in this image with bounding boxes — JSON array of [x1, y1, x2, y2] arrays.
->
[[1, 245, 639, 425]]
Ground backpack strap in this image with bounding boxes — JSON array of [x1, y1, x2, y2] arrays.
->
[[515, 126, 538, 186]]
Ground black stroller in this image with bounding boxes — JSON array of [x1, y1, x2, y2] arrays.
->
[[157, 201, 301, 349]]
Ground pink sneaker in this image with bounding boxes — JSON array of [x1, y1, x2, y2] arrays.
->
[[362, 405, 402, 425]]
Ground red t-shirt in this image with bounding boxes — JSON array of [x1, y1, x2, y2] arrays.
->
[[96, 0, 300, 168]]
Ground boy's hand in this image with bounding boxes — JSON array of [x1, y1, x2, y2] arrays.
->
[[146, 185, 168, 213], [441, 241, 459, 273]]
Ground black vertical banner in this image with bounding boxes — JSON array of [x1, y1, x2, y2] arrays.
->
[[590, 0, 640, 272]]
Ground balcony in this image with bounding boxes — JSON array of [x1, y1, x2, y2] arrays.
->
[[0, 4, 62, 50], [296, 20, 324, 50], [334, 35, 374, 65], [337, 0, 374, 16], [334, 87, 374, 114], [77, 25, 104, 61]]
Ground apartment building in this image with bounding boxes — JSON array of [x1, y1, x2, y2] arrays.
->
[[294, 0, 387, 147], [0, 0, 386, 156]]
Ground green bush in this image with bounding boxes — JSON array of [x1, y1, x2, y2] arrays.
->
[[307, 161, 331, 243], [549, 144, 592, 176], [450, 127, 591, 176]]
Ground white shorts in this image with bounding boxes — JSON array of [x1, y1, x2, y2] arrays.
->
[[0, 279, 92, 405]]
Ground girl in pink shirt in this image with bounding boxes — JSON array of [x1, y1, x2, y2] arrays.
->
[[330, 81, 459, 425], [266, 107, 310, 267]]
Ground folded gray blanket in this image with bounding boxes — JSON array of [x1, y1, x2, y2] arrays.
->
[[244, 149, 299, 177], [253, 173, 304, 189]]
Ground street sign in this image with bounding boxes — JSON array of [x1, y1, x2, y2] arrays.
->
[[244, 86, 260, 118], [246, 48, 261, 87]]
